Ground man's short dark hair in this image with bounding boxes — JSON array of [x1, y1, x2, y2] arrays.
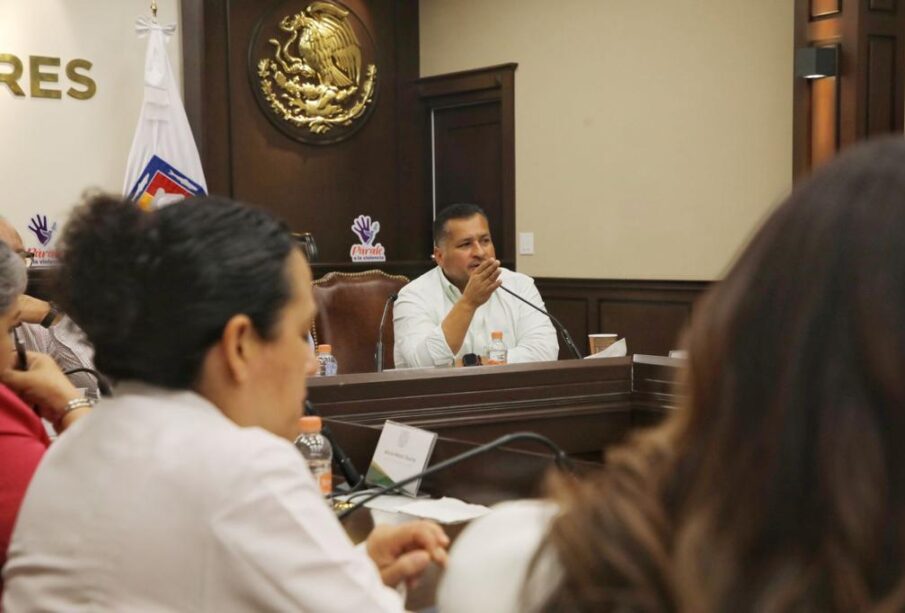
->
[[433, 204, 488, 246]]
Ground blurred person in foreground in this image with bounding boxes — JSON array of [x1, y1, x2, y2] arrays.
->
[[394, 203, 558, 367], [0, 240, 92, 601], [3, 195, 448, 611], [0, 217, 98, 399], [440, 139, 905, 612]]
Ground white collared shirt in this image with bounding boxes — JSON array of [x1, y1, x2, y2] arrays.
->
[[393, 266, 559, 368], [18, 317, 98, 399], [2, 383, 404, 612], [438, 500, 562, 613]]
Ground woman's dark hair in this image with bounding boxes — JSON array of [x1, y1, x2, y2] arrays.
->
[[57, 193, 296, 389], [537, 138, 905, 612]]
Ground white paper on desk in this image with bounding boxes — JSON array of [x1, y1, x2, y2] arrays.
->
[[360, 495, 415, 513], [396, 497, 490, 524], [585, 338, 627, 359]]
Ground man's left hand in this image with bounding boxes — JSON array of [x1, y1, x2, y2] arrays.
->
[[366, 520, 450, 588]]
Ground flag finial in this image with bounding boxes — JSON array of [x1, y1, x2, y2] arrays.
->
[[151, 1, 158, 20]]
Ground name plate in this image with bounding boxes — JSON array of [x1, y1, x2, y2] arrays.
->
[[366, 420, 437, 496]]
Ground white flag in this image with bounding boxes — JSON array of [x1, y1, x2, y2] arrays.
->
[[123, 17, 207, 210]]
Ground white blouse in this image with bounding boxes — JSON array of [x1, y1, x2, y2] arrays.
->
[[438, 499, 562, 613], [2, 383, 404, 612]]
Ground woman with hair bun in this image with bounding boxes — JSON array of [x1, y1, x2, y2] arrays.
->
[[0, 240, 92, 601], [441, 138, 905, 612], [3, 195, 447, 611]]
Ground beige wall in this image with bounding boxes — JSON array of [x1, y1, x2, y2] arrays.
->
[[0, 0, 181, 256], [420, 0, 794, 280]]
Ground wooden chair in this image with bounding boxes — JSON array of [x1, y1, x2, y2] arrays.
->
[[311, 270, 410, 374]]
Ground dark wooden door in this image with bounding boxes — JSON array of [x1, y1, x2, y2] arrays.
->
[[433, 101, 504, 251], [418, 64, 516, 266]]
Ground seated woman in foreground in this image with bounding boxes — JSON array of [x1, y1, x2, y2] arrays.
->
[[0, 241, 92, 600], [2, 195, 448, 611], [440, 139, 905, 612]]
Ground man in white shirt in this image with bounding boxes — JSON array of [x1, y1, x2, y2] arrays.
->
[[0, 218, 97, 398], [394, 204, 559, 368]]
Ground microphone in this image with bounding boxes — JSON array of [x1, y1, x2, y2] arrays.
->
[[498, 285, 582, 359], [304, 400, 365, 490], [374, 292, 398, 373], [336, 431, 573, 520]]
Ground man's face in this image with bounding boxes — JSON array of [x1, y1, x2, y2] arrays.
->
[[244, 249, 319, 440], [433, 214, 495, 289]]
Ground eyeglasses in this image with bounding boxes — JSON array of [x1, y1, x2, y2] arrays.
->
[[16, 250, 34, 269]]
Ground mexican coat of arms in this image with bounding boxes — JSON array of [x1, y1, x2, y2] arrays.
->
[[252, 0, 378, 144]]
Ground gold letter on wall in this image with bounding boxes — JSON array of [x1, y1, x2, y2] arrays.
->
[[29, 55, 61, 99], [66, 59, 96, 100], [0, 54, 25, 96]]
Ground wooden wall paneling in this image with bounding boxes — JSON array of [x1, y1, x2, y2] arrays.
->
[[181, 0, 429, 271], [181, 0, 232, 195], [229, 0, 394, 257], [536, 279, 709, 358], [866, 36, 896, 135], [812, 0, 842, 17], [794, 0, 905, 178], [393, 1, 428, 263], [598, 301, 691, 356], [538, 296, 588, 359], [868, 0, 896, 11]]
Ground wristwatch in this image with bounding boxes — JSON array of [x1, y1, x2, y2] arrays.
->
[[40, 302, 60, 328]]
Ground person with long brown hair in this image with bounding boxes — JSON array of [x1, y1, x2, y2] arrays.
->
[[440, 138, 905, 612]]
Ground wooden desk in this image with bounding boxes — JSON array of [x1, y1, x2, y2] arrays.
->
[[333, 422, 602, 611], [324, 356, 683, 609], [310, 355, 683, 463]]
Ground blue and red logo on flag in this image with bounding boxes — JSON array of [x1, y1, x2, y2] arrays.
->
[[127, 155, 206, 210]]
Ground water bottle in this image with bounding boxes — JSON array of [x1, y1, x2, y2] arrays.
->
[[294, 416, 333, 496], [485, 330, 508, 365], [316, 344, 338, 376]]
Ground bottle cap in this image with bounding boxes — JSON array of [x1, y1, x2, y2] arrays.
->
[[491, 331, 503, 340], [298, 415, 322, 434], [316, 344, 332, 354]]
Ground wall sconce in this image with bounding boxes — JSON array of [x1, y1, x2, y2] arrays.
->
[[795, 47, 838, 79]]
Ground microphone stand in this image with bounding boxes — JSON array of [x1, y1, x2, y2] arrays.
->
[[304, 401, 365, 491], [374, 293, 398, 373], [337, 431, 573, 520], [498, 285, 583, 359]]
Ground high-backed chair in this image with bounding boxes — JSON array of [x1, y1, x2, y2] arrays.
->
[[311, 270, 410, 374]]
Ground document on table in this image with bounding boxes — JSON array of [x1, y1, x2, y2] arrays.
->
[[335, 492, 490, 523]]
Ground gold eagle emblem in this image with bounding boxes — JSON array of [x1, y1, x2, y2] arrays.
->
[[256, 1, 377, 138]]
